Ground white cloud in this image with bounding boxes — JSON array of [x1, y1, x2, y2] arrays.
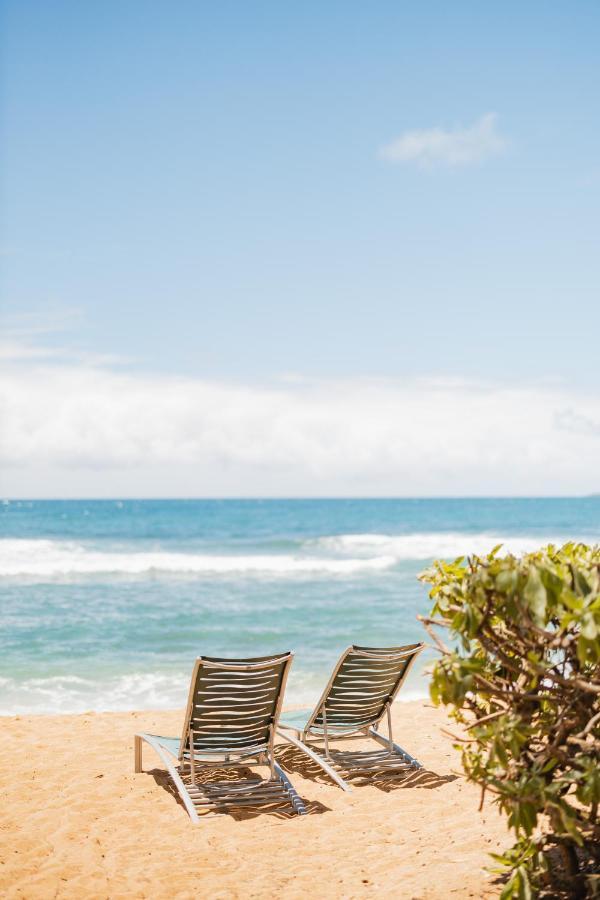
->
[[0, 308, 128, 366], [1, 349, 599, 497], [0, 306, 84, 339], [555, 408, 600, 437], [0, 341, 63, 362], [379, 113, 507, 168], [0, 339, 129, 367]]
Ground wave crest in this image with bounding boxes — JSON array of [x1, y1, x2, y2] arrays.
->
[[313, 531, 581, 559], [0, 539, 395, 581], [0, 532, 586, 583], [0, 669, 428, 715]]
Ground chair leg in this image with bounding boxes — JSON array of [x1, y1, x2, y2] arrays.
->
[[273, 762, 308, 815], [267, 725, 276, 779], [134, 734, 143, 773], [369, 727, 423, 768], [189, 730, 196, 784], [276, 728, 352, 792], [135, 733, 201, 823], [386, 704, 394, 752], [135, 733, 307, 821]]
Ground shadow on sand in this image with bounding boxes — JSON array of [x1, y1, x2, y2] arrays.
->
[[274, 743, 458, 793], [147, 765, 329, 821]]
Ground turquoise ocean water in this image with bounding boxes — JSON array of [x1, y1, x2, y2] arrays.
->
[[1, 498, 598, 715]]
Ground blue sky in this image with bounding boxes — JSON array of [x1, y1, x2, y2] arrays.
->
[[1, 2, 600, 496]]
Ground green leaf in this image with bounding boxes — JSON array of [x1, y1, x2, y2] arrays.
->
[[496, 569, 518, 593], [581, 611, 598, 640], [523, 568, 547, 625]]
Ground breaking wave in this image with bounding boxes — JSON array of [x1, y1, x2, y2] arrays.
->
[[0, 668, 428, 715], [313, 532, 583, 559], [0, 532, 585, 583], [0, 538, 395, 581]]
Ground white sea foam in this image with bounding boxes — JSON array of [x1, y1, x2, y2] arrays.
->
[[0, 539, 395, 580], [314, 532, 584, 560], [0, 669, 429, 715], [0, 533, 589, 582], [0, 672, 190, 715]]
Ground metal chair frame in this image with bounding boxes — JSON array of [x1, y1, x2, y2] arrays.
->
[[277, 643, 424, 792], [135, 652, 307, 821]]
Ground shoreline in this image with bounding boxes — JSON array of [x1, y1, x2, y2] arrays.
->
[[0, 689, 432, 719], [0, 700, 509, 898]]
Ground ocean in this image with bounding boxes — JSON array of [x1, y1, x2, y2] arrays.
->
[[1, 497, 598, 715]]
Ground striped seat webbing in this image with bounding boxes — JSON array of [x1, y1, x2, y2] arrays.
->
[[310, 644, 422, 733], [180, 653, 292, 757]]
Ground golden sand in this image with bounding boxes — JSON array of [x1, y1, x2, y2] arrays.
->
[[0, 702, 509, 898]]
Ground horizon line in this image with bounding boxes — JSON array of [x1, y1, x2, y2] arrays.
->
[[2, 495, 600, 503]]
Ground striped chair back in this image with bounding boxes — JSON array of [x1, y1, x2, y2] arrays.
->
[[306, 644, 423, 735], [178, 652, 293, 761]]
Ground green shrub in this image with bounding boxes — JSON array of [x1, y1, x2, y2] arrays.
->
[[419, 543, 600, 898]]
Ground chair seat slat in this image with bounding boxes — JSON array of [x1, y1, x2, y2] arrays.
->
[[192, 703, 275, 716], [196, 686, 279, 698]]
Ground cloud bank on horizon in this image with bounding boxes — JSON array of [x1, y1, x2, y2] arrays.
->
[[1, 340, 599, 498], [379, 113, 507, 168]]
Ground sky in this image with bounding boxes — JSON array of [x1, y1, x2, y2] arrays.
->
[[1, 1, 600, 497]]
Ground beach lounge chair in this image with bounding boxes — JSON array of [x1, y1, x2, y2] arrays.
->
[[277, 643, 424, 792], [134, 652, 307, 821]]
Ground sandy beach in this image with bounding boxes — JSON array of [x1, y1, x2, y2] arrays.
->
[[0, 701, 509, 899]]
